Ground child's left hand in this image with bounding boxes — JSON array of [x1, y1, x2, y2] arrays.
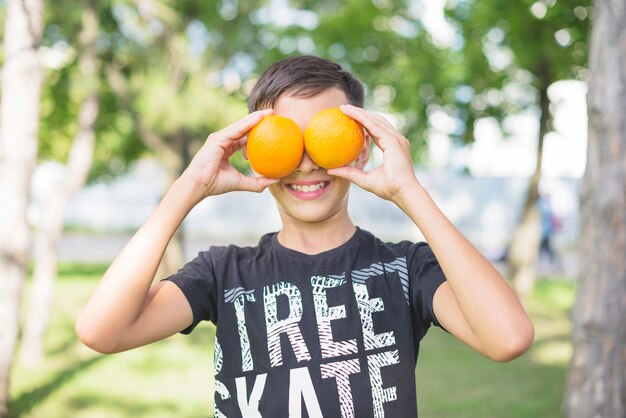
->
[[327, 104, 421, 204]]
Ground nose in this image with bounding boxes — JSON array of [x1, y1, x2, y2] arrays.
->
[[295, 150, 320, 174]]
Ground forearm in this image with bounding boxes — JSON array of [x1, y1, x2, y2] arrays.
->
[[76, 175, 200, 344], [75, 110, 276, 353], [394, 183, 533, 354], [332, 105, 532, 359]]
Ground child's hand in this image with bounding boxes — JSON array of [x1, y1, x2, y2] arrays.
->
[[327, 104, 421, 203], [182, 109, 279, 201]]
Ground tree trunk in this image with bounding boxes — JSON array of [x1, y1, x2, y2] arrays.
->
[[105, 65, 185, 281], [153, 136, 187, 281], [155, 132, 193, 281], [509, 76, 550, 301], [19, 0, 100, 367], [563, 0, 626, 416], [0, 0, 44, 415]]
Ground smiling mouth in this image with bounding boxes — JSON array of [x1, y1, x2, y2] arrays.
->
[[287, 181, 330, 193]]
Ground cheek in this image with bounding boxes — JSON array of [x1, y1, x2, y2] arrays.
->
[[332, 177, 352, 196], [268, 183, 283, 199]]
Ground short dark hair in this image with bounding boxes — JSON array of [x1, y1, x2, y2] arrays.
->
[[248, 55, 365, 112]]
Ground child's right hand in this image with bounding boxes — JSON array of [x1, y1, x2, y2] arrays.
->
[[76, 111, 279, 354], [181, 109, 278, 201]]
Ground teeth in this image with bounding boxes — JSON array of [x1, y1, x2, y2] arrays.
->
[[289, 182, 326, 192]]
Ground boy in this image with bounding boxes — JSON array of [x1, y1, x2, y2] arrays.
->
[[76, 55, 534, 417]]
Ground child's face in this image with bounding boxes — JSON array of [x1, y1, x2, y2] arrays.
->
[[267, 87, 369, 225]]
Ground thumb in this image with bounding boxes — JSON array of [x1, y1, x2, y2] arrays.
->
[[327, 166, 368, 189], [237, 176, 279, 193]]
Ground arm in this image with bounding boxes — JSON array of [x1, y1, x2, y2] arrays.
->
[[329, 104, 534, 362], [75, 109, 277, 354]]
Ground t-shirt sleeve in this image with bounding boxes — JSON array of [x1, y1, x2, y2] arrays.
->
[[407, 242, 447, 338], [161, 250, 218, 334]]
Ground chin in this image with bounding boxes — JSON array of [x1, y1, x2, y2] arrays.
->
[[269, 177, 352, 224], [294, 208, 340, 224], [278, 200, 347, 224]]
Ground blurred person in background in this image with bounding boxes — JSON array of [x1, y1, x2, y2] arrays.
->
[[538, 192, 562, 273]]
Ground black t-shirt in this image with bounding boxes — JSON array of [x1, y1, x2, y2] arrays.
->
[[164, 227, 447, 417]]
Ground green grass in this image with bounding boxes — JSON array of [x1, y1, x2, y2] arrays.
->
[[416, 279, 574, 417], [10, 265, 574, 417]]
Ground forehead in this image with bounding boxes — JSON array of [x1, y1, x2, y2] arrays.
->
[[274, 88, 350, 129]]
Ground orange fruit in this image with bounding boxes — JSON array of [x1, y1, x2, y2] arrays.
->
[[304, 108, 365, 169], [247, 115, 304, 178]]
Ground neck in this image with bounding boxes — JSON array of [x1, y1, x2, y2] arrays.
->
[[277, 209, 356, 255]]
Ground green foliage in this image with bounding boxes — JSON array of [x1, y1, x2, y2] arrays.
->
[[448, 0, 590, 139], [100, 1, 274, 176], [133, 69, 246, 139], [90, 89, 145, 183], [38, 55, 145, 182], [37, 0, 147, 182], [29, 0, 591, 181], [225, 0, 590, 165], [39, 62, 80, 164]]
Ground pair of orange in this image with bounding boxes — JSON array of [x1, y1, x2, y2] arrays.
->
[[246, 108, 365, 179]]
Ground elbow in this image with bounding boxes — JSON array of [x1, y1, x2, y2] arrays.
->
[[489, 319, 535, 362], [75, 315, 119, 355]]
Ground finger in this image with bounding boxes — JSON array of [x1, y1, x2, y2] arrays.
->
[[237, 135, 249, 148], [340, 104, 392, 131], [237, 175, 280, 193], [213, 109, 274, 148], [327, 166, 368, 189], [339, 105, 399, 150], [356, 116, 407, 154], [222, 135, 250, 160]]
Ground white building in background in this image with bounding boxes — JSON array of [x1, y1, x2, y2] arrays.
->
[[38, 157, 579, 259]]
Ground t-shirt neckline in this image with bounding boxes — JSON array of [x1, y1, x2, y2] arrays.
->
[[269, 227, 363, 260]]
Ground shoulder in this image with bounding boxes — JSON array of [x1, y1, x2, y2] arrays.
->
[[357, 229, 437, 274], [358, 228, 427, 257], [196, 232, 275, 268]]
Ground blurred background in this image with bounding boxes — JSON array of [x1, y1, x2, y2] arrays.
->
[[1, 0, 617, 417]]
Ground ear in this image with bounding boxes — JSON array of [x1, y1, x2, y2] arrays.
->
[[354, 136, 371, 169]]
